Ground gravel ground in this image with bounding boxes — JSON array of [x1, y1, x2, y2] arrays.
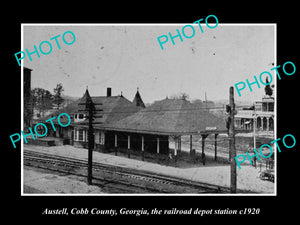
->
[[23, 166, 104, 194]]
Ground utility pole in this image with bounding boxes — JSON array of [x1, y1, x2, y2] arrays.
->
[[80, 90, 95, 185], [229, 86, 237, 193], [253, 107, 257, 168], [78, 89, 102, 185], [87, 98, 94, 185]]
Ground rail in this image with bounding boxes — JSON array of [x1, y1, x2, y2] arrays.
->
[[24, 149, 235, 194]]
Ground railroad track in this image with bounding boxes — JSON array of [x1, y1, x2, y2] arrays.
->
[[23, 149, 231, 194]]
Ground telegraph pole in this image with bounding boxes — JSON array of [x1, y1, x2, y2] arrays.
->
[[85, 92, 95, 185], [253, 107, 257, 168], [229, 86, 237, 193], [85, 97, 103, 184], [78, 89, 96, 185]]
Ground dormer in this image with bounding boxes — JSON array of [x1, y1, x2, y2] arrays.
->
[[74, 113, 86, 123]]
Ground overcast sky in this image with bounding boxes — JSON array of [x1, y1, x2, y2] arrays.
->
[[23, 24, 275, 104]]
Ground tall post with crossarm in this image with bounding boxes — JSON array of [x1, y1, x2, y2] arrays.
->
[[79, 89, 96, 185], [78, 88, 103, 185], [87, 94, 94, 185], [229, 86, 237, 193]]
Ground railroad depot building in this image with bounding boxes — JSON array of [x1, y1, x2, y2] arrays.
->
[[34, 88, 143, 147], [35, 87, 227, 159]]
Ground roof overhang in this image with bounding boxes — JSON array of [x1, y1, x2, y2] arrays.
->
[[100, 126, 251, 136]]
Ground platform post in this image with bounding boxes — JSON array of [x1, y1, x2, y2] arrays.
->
[[156, 137, 160, 163], [114, 133, 118, 156], [141, 135, 144, 161], [214, 133, 218, 161], [127, 135, 131, 158], [189, 135, 193, 156]]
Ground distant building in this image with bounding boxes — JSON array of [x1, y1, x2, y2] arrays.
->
[[24, 67, 32, 129], [235, 95, 274, 132]]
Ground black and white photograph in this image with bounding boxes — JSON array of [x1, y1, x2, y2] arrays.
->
[[4, 12, 298, 221], [21, 23, 276, 195]]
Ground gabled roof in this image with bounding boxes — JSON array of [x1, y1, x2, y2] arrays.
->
[[86, 95, 141, 127], [40, 91, 226, 135], [104, 98, 226, 135], [40, 90, 141, 127], [74, 89, 141, 127]]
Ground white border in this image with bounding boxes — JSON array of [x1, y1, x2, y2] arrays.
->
[[21, 23, 277, 197], [21, 23, 24, 195], [274, 24, 277, 196]]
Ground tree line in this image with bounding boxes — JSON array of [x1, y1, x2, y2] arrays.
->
[[26, 83, 65, 119]]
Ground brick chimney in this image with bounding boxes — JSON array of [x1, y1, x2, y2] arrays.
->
[[107, 87, 112, 97]]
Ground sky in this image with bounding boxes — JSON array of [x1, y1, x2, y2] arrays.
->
[[23, 24, 275, 104]]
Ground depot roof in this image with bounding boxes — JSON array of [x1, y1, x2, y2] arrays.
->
[[39, 89, 141, 127], [104, 98, 227, 135]]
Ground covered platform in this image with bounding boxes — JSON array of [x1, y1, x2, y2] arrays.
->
[[102, 98, 250, 161]]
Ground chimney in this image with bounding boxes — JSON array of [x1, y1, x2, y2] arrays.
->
[[107, 87, 112, 97]]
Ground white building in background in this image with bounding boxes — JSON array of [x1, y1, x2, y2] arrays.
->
[[235, 95, 274, 133]]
